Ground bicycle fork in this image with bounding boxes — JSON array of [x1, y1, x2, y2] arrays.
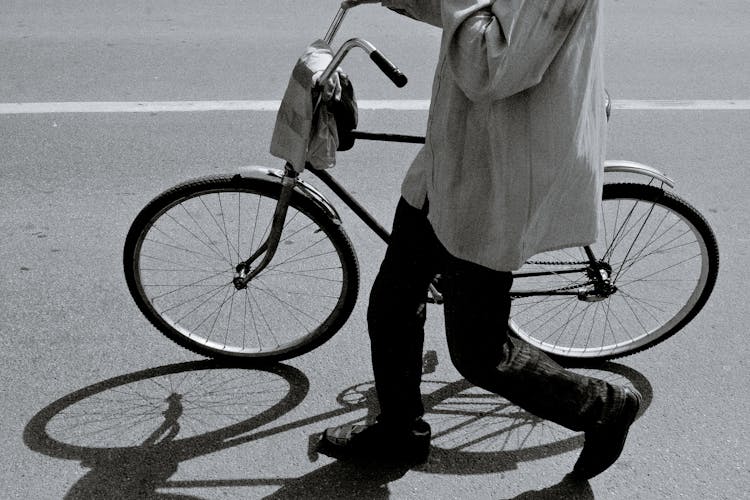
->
[[232, 164, 299, 290]]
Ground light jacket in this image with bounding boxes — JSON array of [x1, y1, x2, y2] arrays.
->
[[384, 0, 607, 271]]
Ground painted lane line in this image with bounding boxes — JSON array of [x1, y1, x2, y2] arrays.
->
[[0, 100, 429, 113], [2, 100, 750, 114], [614, 100, 750, 110], [0, 100, 282, 114]]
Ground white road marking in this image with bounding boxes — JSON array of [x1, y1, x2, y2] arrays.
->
[[614, 100, 750, 110], [1, 100, 750, 114]]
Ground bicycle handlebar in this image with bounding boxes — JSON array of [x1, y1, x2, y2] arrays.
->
[[370, 50, 408, 88], [319, 38, 408, 89], [322, 6, 408, 88]]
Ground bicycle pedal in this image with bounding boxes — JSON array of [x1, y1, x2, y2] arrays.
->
[[422, 350, 439, 374], [426, 290, 444, 305]]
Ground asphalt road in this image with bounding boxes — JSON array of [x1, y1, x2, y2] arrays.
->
[[2, 1, 749, 499]]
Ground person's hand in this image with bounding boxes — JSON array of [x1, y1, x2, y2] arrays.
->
[[342, 0, 381, 8], [313, 69, 344, 101]]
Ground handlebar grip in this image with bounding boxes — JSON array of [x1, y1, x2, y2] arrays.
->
[[369, 50, 408, 88]]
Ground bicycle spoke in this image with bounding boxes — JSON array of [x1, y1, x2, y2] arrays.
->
[[175, 203, 232, 265], [244, 289, 267, 349], [198, 194, 240, 262], [191, 285, 235, 343], [613, 217, 688, 281], [619, 252, 701, 286], [247, 285, 282, 349], [158, 283, 229, 315], [139, 251, 227, 274], [148, 270, 229, 300], [514, 295, 577, 330], [250, 282, 322, 329], [216, 192, 239, 263], [511, 296, 571, 316], [271, 248, 340, 267], [144, 235, 224, 264]]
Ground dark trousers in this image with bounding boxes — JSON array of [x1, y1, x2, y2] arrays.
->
[[368, 198, 623, 432]]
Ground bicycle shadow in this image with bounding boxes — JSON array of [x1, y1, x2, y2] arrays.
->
[[23, 359, 651, 499], [23, 360, 306, 499]]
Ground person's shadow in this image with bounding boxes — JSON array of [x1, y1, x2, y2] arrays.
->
[[24, 358, 650, 499], [264, 460, 412, 499], [507, 474, 594, 499]]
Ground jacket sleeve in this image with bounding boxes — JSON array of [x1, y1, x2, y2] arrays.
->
[[382, 0, 443, 27], [443, 0, 589, 101]]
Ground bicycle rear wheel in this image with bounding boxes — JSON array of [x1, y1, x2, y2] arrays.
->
[[123, 174, 359, 362], [509, 183, 719, 363]]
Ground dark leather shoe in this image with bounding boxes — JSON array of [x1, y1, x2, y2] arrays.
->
[[317, 419, 431, 464], [573, 387, 642, 479]]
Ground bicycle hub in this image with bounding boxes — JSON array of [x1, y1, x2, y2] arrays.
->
[[233, 264, 250, 290]]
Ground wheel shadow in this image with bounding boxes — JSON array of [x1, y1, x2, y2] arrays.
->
[[23, 359, 651, 499], [24, 360, 312, 499]]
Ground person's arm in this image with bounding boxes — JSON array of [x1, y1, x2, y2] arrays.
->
[[381, 0, 443, 27], [444, 0, 588, 101]]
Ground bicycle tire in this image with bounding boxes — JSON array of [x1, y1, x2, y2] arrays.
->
[[509, 182, 719, 363], [123, 174, 359, 362]]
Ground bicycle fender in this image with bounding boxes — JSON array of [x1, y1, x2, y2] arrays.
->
[[236, 166, 343, 224], [603, 160, 675, 188]]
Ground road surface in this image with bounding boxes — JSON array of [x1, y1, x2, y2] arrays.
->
[[1, 1, 748, 498]]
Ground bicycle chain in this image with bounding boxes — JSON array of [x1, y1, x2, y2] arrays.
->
[[511, 261, 592, 299], [510, 282, 587, 299], [526, 260, 588, 266]]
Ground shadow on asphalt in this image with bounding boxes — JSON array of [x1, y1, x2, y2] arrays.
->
[[23, 359, 651, 499]]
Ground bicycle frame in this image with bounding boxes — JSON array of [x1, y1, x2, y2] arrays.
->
[[309, 166, 619, 300]]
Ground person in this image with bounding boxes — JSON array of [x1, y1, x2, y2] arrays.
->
[[316, 0, 641, 480]]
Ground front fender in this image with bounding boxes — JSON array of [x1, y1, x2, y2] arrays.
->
[[603, 160, 675, 189], [236, 166, 343, 224]]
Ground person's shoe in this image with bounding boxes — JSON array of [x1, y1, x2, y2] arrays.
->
[[573, 387, 642, 479], [317, 419, 431, 465]]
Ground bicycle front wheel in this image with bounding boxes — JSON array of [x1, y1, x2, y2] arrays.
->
[[123, 174, 359, 362], [509, 183, 719, 363]]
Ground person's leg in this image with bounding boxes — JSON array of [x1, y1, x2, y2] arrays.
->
[[441, 259, 619, 430], [318, 198, 439, 462], [367, 198, 441, 425], [441, 256, 640, 477]]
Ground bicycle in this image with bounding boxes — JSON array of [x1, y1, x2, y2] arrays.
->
[[123, 4, 719, 366]]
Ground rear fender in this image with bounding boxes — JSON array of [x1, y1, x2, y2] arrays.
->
[[604, 160, 675, 188]]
